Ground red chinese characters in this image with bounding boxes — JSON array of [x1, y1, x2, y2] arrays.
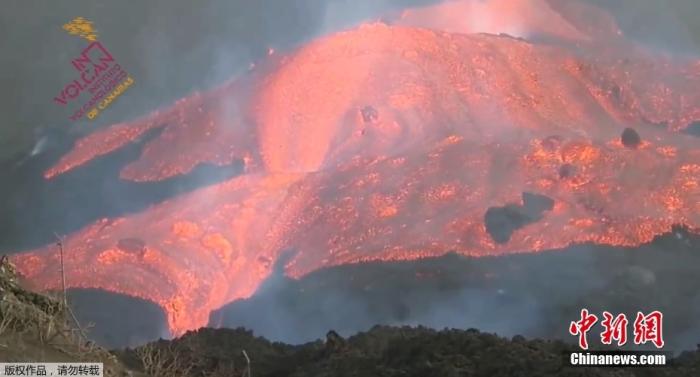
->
[[569, 309, 599, 350], [600, 311, 628, 346], [633, 311, 664, 349], [569, 310, 665, 349]]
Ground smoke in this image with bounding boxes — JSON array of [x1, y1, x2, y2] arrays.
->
[[587, 0, 700, 55], [210, 253, 549, 344], [319, 0, 433, 35], [211, 232, 700, 352], [68, 288, 170, 349], [396, 0, 544, 39]]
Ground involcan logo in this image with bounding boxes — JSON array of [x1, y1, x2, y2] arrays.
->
[[54, 17, 135, 121]]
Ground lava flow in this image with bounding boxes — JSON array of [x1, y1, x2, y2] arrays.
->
[[12, 0, 700, 335]]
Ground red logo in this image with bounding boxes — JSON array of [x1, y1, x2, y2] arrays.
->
[[633, 311, 664, 348], [569, 309, 598, 350], [600, 311, 628, 346], [569, 309, 664, 350], [54, 18, 134, 121]]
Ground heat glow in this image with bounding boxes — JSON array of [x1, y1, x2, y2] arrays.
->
[[13, 0, 700, 335]]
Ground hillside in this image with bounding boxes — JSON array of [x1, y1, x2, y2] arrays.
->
[[119, 326, 700, 377], [0, 256, 140, 376]]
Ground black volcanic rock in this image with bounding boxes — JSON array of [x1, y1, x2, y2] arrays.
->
[[522, 192, 555, 214], [683, 121, 700, 137], [559, 163, 576, 179], [484, 192, 554, 243], [361, 105, 379, 123], [621, 127, 641, 148], [484, 205, 530, 243]]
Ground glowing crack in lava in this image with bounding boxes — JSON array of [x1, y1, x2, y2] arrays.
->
[[12, 0, 700, 335]]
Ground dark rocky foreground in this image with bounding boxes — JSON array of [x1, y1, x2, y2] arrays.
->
[[116, 325, 700, 377], [0, 257, 141, 376]]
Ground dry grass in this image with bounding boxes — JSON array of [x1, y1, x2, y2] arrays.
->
[[0, 256, 127, 375], [135, 342, 193, 377]]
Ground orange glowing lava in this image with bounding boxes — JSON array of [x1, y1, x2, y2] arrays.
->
[[12, 0, 700, 335]]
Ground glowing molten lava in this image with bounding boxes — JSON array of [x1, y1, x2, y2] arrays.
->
[[13, 0, 700, 335]]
